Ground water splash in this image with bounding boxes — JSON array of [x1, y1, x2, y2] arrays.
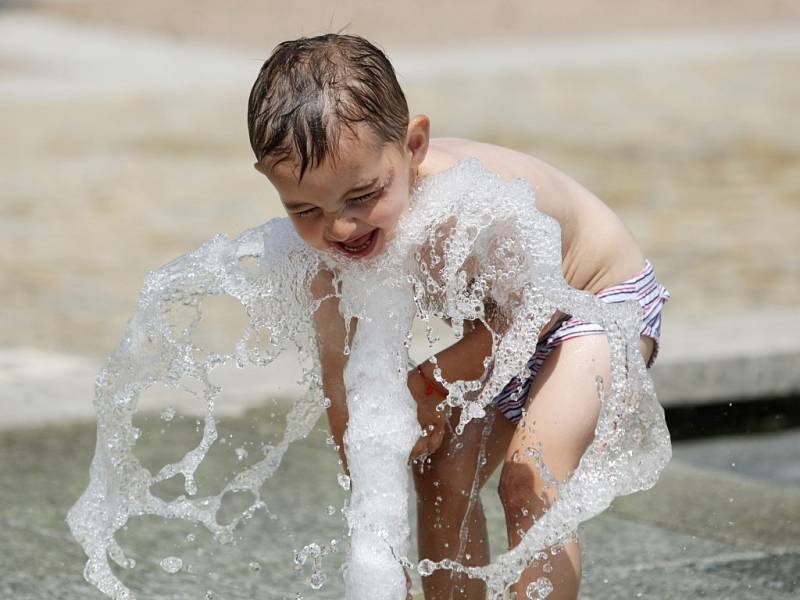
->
[[67, 158, 671, 599]]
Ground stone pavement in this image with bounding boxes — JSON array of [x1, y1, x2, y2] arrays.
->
[[1, 407, 797, 599]]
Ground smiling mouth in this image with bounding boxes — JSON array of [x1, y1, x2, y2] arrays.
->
[[338, 229, 378, 256]]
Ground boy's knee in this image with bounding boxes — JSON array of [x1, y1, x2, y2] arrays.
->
[[498, 462, 544, 516]]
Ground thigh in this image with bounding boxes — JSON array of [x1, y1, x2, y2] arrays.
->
[[414, 403, 516, 497], [503, 334, 610, 506]]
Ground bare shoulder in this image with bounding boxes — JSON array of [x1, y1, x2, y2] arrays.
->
[[422, 138, 544, 180], [421, 138, 647, 290], [422, 138, 591, 225]]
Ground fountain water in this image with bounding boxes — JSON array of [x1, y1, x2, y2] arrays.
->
[[67, 158, 671, 599]]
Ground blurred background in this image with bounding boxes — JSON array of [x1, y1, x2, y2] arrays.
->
[[1, 1, 799, 598]]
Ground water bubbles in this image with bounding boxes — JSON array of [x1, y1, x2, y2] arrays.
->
[[248, 561, 262, 573], [159, 556, 183, 574], [184, 476, 198, 496], [326, 505, 337, 516], [235, 447, 248, 461], [294, 542, 322, 567], [337, 473, 351, 491], [160, 407, 176, 421], [186, 533, 196, 543], [309, 570, 327, 590], [418, 559, 436, 576], [526, 577, 554, 598]]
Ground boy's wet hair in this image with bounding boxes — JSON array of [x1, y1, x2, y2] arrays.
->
[[248, 34, 409, 180]]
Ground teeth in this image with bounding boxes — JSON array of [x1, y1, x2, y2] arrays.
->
[[343, 232, 373, 252]]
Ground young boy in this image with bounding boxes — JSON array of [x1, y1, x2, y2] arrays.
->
[[248, 34, 669, 600]]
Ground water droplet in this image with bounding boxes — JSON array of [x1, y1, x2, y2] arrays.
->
[[310, 571, 327, 590], [160, 407, 176, 421], [248, 561, 261, 573], [337, 473, 351, 490], [160, 556, 183, 574], [235, 447, 248, 461], [526, 576, 553, 598], [418, 559, 435, 576]]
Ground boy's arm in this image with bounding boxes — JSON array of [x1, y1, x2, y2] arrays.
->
[[311, 271, 352, 474], [408, 318, 494, 459]]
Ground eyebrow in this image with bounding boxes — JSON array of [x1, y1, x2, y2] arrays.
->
[[282, 177, 380, 210]]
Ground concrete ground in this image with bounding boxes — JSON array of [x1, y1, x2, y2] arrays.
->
[[1, 6, 799, 599], [1, 410, 797, 599]]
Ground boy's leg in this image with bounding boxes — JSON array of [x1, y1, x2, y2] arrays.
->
[[414, 404, 515, 600], [498, 334, 612, 600]]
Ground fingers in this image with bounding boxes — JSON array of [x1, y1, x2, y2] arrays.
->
[[429, 425, 445, 455], [409, 438, 428, 462], [409, 420, 447, 460]]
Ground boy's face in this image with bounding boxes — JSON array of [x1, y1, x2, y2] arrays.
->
[[255, 118, 429, 260]]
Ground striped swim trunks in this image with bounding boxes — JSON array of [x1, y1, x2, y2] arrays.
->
[[491, 260, 671, 423]]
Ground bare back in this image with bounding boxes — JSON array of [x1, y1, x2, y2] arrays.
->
[[419, 139, 647, 293]]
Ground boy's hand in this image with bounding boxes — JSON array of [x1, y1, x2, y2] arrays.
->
[[407, 366, 448, 462]]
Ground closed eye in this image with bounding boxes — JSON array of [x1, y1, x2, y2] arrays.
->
[[294, 186, 384, 219], [348, 186, 383, 206], [295, 206, 321, 219]]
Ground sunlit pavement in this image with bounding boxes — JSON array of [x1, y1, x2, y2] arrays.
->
[[0, 409, 797, 599]]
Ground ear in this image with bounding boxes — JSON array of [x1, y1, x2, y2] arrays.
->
[[405, 114, 430, 169]]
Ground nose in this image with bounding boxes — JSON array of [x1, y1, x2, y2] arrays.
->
[[325, 215, 358, 243]]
